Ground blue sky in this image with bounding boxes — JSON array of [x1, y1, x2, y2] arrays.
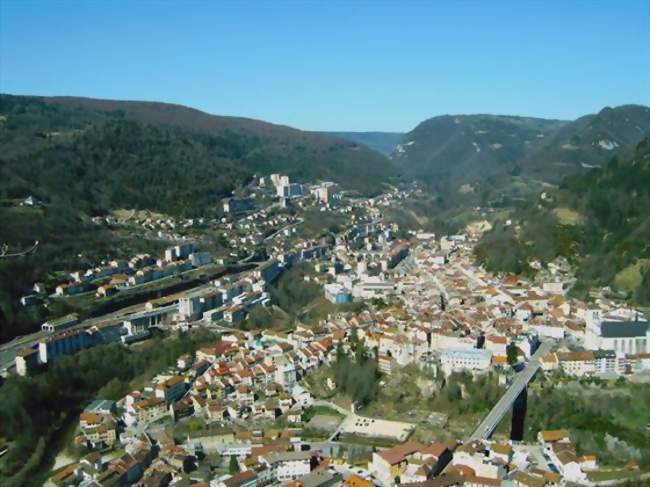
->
[[1, 1, 649, 131]]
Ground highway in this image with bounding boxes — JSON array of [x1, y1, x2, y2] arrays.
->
[[0, 281, 217, 372], [0, 260, 264, 373], [468, 340, 554, 441]]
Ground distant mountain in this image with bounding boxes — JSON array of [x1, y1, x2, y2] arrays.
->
[[324, 131, 404, 156], [526, 105, 650, 176], [34, 96, 398, 195], [393, 114, 566, 181], [395, 105, 650, 183]]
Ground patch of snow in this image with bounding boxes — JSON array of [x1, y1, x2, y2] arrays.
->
[[596, 139, 619, 150], [404, 141, 415, 146], [581, 162, 601, 169], [395, 144, 406, 153], [561, 143, 579, 150], [535, 133, 545, 138], [475, 130, 488, 135], [454, 117, 462, 124], [471, 142, 481, 153], [489, 143, 503, 150]]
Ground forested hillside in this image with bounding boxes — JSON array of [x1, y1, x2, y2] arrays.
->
[[395, 105, 650, 185], [475, 138, 650, 303], [0, 94, 396, 340], [1, 95, 397, 206], [393, 114, 565, 181]]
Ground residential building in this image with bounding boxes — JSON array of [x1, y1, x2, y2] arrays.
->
[[585, 309, 649, 354], [259, 450, 312, 481], [15, 347, 39, 376], [440, 348, 492, 375], [155, 375, 186, 405]]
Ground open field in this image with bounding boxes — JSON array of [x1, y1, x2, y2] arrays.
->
[[553, 207, 584, 225]]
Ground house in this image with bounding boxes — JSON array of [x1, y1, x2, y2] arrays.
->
[[224, 304, 247, 323], [539, 353, 559, 372], [291, 385, 313, 407], [287, 469, 342, 487], [489, 443, 512, 463], [41, 313, 80, 333], [96, 284, 118, 297], [537, 429, 571, 446], [370, 442, 451, 486], [259, 450, 312, 481], [155, 375, 186, 405], [212, 469, 259, 487], [133, 398, 168, 424], [440, 348, 492, 376], [484, 336, 507, 357], [185, 427, 235, 453], [553, 449, 586, 483], [287, 407, 303, 424], [324, 283, 353, 304], [55, 281, 88, 297], [197, 340, 234, 362], [78, 411, 117, 449], [275, 362, 297, 391], [556, 351, 595, 377], [343, 474, 375, 487], [45, 463, 83, 487]]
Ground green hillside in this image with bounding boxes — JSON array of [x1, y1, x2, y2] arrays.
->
[[396, 105, 650, 185], [0, 94, 397, 340], [394, 114, 566, 181], [475, 138, 650, 303]]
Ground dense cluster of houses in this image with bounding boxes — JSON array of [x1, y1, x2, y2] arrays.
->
[[34, 178, 650, 487], [22, 242, 213, 307], [117, 328, 343, 436]]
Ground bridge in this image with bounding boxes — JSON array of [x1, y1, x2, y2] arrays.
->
[[468, 340, 553, 442]]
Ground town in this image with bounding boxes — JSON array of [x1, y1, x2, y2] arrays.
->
[[2, 171, 648, 487]]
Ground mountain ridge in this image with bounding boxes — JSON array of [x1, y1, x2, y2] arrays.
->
[[394, 104, 650, 183], [322, 131, 404, 156], [0, 94, 398, 203]]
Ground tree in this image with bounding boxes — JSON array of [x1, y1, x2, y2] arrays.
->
[[229, 455, 239, 474], [349, 326, 359, 345], [354, 338, 367, 365], [507, 342, 519, 366]]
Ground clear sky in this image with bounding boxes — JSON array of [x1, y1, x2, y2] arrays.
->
[[1, 0, 649, 132]]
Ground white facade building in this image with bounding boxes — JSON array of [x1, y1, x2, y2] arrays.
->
[[585, 309, 649, 354], [440, 348, 492, 375]]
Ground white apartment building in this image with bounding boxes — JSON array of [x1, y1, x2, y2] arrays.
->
[[440, 348, 492, 375], [585, 309, 649, 354]]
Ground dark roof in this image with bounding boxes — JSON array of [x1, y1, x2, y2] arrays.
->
[[593, 349, 616, 359], [400, 473, 465, 487], [601, 320, 648, 338]]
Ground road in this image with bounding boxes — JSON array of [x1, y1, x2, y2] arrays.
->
[[0, 258, 265, 373], [0, 281, 219, 372], [468, 340, 554, 442], [263, 218, 303, 243], [0, 240, 39, 258]]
